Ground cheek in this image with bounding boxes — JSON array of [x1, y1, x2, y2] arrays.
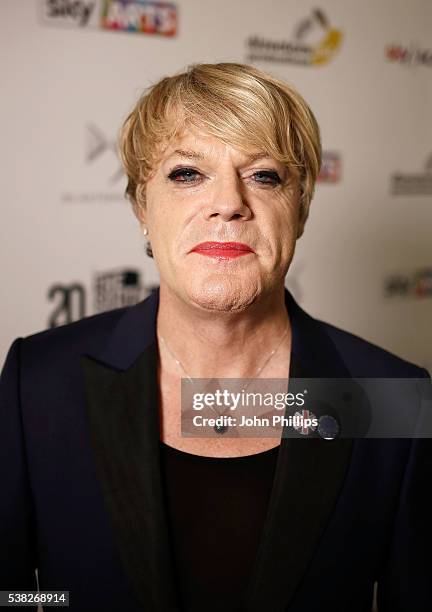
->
[[146, 192, 171, 233], [147, 203, 187, 263], [259, 205, 299, 261], [262, 196, 299, 235]]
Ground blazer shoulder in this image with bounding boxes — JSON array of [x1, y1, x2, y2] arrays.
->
[[19, 306, 129, 371], [317, 318, 429, 378]]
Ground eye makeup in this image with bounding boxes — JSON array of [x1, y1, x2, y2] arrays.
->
[[167, 167, 283, 187]]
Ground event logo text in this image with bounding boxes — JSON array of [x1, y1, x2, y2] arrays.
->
[[246, 9, 343, 67]]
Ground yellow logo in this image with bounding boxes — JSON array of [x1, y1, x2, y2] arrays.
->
[[246, 9, 343, 67], [296, 9, 343, 66], [311, 28, 343, 65]]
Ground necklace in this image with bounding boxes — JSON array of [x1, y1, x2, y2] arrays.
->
[[159, 321, 290, 435]]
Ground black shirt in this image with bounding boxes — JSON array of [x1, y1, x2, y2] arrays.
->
[[159, 441, 280, 612]]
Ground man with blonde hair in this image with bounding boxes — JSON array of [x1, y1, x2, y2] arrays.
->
[[0, 62, 430, 611]]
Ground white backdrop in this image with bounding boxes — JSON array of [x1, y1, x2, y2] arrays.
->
[[1, 0, 431, 371]]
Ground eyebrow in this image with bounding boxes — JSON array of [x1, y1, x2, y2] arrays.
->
[[170, 149, 206, 161], [168, 148, 271, 163]]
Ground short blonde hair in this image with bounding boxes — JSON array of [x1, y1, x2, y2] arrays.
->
[[119, 62, 321, 228]]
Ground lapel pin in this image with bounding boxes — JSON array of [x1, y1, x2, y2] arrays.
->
[[317, 415, 340, 440], [293, 409, 318, 436]]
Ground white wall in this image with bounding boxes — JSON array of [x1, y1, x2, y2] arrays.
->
[[1, 0, 431, 371]]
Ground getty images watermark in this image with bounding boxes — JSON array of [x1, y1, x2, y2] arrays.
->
[[180, 377, 432, 439]]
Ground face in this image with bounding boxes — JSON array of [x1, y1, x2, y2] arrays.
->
[[141, 128, 302, 313]]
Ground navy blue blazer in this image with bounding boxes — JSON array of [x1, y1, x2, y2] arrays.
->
[[0, 287, 430, 611]]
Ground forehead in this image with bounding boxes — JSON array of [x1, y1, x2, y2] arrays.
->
[[159, 128, 273, 163]]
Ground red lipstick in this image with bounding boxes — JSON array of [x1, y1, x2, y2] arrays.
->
[[190, 241, 254, 259]]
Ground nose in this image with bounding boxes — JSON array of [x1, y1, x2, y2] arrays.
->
[[202, 169, 252, 222]]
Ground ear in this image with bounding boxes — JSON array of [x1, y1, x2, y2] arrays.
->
[[134, 202, 147, 228], [132, 185, 147, 228]]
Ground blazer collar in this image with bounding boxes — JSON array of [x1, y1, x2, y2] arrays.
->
[[81, 287, 353, 611], [89, 286, 350, 378]]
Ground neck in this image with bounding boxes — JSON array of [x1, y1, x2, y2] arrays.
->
[[156, 282, 291, 379]]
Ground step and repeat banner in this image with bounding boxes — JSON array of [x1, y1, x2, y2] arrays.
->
[[1, 0, 431, 371]]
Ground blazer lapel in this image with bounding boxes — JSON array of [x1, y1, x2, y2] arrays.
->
[[80, 287, 354, 612], [241, 291, 354, 611], [80, 290, 179, 611]]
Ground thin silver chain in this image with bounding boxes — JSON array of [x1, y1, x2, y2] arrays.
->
[[158, 320, 290, 420]]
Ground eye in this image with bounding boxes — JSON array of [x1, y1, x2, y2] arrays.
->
[[252, 170, 281, 185], [168, 167, 201, 183]]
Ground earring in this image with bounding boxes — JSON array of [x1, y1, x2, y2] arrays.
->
[[142, 226, 153, 258], [146, 242, 154, 258]]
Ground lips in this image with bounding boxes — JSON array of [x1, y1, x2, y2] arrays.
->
[[190, 241, 254, 259]]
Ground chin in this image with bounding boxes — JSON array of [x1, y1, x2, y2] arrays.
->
[[185, 274, 261, 313]]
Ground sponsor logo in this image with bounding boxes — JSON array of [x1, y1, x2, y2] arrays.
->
[[101, 0, 177, 36], [246, 8, 343, 66], [47, 268, 158, 326], [384, 267, 432, 299], [40, 0, 98, 27], [390, 153, 432, 196], [39, 0, 177, 36], [48, 282, 87, 326], [93, 268, 151, 311], [86, 123, 124, 184], [385, 42, 432, 68], [317, 151, 342, 183], [61, 122, 126, 204]]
